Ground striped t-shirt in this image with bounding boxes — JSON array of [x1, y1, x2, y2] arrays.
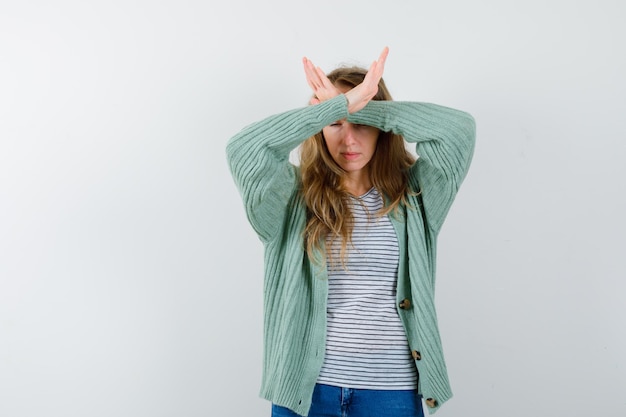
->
[[317, 187, 418, 390]]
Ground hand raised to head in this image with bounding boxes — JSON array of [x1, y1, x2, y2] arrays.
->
[[302, 56, 341, 105], [302, 46, 389, 112], [344, 46, 389, 114]]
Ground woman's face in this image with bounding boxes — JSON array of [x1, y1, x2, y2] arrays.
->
[[322, 120, 380, 176]]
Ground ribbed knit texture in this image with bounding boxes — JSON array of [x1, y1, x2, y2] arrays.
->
[[226, 94, 475, 416]]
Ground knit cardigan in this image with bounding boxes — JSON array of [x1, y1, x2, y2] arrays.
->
[[226, 94, 475, 416]]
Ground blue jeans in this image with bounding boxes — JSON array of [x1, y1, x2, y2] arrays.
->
[[271, 384, 424, 417]]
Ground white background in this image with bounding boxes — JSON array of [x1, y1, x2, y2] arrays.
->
[[1, 1, 625, 416]]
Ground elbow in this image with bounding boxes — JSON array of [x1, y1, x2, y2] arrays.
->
[[225, 133, 242, 166], [463, 113, 477, 144], [459, 113, 476, 161], [225, 131, 251, 178]]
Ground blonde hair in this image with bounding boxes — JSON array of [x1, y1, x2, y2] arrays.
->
[[300, 66, 415, 266]]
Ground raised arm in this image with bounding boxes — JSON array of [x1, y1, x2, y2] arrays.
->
[[347, 100, 476, 232], [226, 96, 348, 243]]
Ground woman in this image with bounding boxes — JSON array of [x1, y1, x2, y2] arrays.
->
[[226, 47, 475, 417]]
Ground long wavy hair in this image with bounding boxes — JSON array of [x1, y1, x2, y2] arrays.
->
[[300, 66, 416, 266]]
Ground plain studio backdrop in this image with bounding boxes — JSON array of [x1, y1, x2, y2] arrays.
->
[[1, 1, 625, 416]]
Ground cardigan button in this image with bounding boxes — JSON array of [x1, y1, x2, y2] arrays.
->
[[425, 398, 438, 408], [399, 298, 411, 309], [411, 350, 422, 361]]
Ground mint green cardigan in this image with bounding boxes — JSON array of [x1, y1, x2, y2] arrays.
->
[[226, 94, 475, 416]]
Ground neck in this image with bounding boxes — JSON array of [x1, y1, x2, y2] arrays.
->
[[341, 171, 372, 197]]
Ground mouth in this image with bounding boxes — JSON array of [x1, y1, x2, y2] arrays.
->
[[341, 152, 360, 161]]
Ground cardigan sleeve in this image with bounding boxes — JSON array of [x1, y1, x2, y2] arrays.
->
[[226, 95, 349, 243], [347, 101, 476, 233]]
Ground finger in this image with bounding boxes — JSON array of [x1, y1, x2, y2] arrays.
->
[[303, 57, 317, 83], [364, 60, 381, 87], [373, 48, 388, 75], [309, 64, 326, 90], [378, 46, 389, 68], [376, 47, 388, 78], [315, 66, 334, 89], [303, 57, 321, 90], [371, 47, 388, 72], [365, 47, 388, 86]]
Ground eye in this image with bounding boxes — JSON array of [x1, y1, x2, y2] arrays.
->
[[330, 122, 342, 127]]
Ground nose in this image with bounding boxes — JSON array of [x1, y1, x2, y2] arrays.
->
[[342, 123, 357, 145]]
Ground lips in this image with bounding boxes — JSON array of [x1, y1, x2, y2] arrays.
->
[[341, 152, 360, 161]]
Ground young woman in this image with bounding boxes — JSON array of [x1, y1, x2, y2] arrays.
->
[[226, 47, 476, 417]]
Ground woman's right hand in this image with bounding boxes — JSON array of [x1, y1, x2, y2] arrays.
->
[[302, 56, 341, 105]]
